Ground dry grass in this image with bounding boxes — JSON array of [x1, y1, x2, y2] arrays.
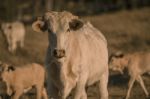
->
[[0, 7, 150, 99], [83, 7, 150, 54]]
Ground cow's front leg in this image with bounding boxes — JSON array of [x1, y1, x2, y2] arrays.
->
[[12, 88, 23, 99], [61, 81, 75, 99], [74, 73, 88, 99], [11, 40, 17, 53], [99, 69, 108, 99], [42, 88, 48, 99], [6, 83, 13, 96], [20, 38, 24, 48], [36, 86, 42, 99], [45, 48, 60, 99], [45, 70, 60, 99]]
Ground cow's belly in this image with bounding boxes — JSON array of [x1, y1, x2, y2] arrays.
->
[[87, 72, 102, 86], [87, 63, 107, 86]]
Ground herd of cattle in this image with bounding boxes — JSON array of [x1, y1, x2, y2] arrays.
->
[[0, 11, 149, 99]]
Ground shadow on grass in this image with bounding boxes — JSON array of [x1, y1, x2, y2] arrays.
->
[[108, 71, 129, 87]]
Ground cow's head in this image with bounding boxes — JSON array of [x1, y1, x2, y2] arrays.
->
[[109, 52, 128, 74], [0, 62, 15, 82], [1, 23, 12, 35], [32, 11, 84, 59]]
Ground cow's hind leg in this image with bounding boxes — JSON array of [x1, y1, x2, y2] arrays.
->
[[99, 69, 108, 99], [126, 77, 135, 99], [137, 75, 149, 97]]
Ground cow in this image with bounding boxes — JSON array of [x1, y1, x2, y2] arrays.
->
[[1, 21, 25, 53], [0, 62, 48, 99], [32, 11, 109, 99], [109, 51, 150, 99]]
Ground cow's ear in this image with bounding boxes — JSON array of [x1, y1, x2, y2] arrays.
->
[[69, 19, 83, 31], [109, 54, 115, 62], [115, 51, 124, 58], [8, 66, 15, 72], [109, 52, 124, 62], [8, 25, 12, 29], [32, 17, 48, 33], [118, 53, 124, 58]]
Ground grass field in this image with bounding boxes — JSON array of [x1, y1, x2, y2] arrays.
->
[[0, 7, 150, 99]]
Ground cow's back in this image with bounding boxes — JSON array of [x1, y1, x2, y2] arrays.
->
[[130, 52, 150, 73], [11, 22, 25, 40]]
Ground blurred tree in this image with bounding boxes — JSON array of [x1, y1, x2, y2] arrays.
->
[[0, 0, 150, 22], [5, 0, 16, 21], [45, 0, 54, 11], [34, 0, 41, 16], [54, 0, 64, 11], [17, 1, 32, 21]]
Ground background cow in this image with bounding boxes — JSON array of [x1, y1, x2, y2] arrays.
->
[[1, 21, 25, 53], [109, 52, 150, 99], [0, 62, 48, 99], [32, 11, 109, 99]]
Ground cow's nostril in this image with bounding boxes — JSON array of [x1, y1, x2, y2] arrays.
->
[[61, 50, 65, 55], [63, 50, 65, 54], [53, 49, 58, 56]]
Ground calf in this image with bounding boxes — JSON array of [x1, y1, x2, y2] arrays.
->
[[1, 21, 25, 53], [109, 52, 150, 99], [0, 62, 48, 99]]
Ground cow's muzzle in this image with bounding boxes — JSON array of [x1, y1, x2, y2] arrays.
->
[[53, 49, 65, 58]]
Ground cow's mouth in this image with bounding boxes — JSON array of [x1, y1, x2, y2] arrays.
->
[[55, 55, 65, 59]]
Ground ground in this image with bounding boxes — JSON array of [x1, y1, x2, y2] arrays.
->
[[0, 7, 150, 99]]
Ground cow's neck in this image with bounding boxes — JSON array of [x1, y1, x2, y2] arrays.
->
[[60, 32, 81, 81], [67, 32, 81, 62]]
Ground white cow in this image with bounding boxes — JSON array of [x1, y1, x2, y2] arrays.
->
[[1, 21, 25, 53], [32, 11, 109, 99], [0, 62, 48, 99], [109, 51, 150, 99]]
